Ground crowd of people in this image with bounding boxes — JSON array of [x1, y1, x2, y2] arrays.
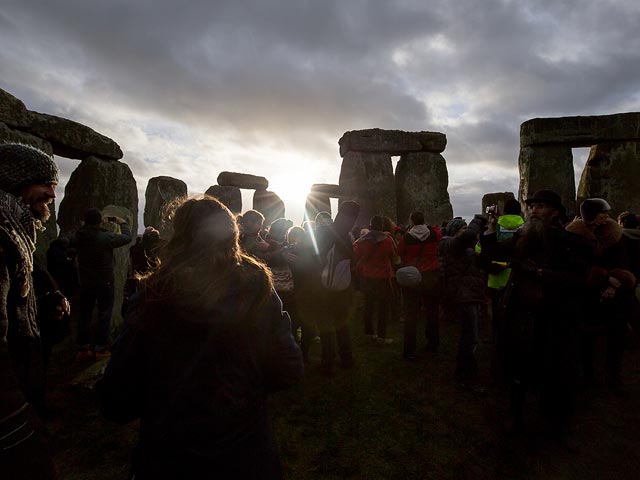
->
[[2, 141, 640, 478]]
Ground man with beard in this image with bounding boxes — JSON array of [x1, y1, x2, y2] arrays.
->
[[480, 190, 590, 436], [0, 143, 68, 478]]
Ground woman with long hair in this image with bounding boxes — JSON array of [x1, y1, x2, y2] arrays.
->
[[98, 196, 303, 479]]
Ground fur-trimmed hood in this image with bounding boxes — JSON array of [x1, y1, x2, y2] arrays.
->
[[566, 217, 622, 255]]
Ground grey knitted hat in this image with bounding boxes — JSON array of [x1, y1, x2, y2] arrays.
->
[[0, 143, 59, 195], [446, 218, 467, 237]]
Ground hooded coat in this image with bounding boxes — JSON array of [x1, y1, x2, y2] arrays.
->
[[97, 272, 303, 479], [397, 225, 441, 272], [353, 230, 396, 279]]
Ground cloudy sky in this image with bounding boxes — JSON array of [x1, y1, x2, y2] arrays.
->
[[2, 0, 639, 228]]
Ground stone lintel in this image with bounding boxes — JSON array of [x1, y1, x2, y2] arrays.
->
[[339, 128, 446, 157], [520, 112, 640, 148]]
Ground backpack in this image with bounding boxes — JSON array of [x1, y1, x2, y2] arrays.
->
[[321, 243, 351, 291]]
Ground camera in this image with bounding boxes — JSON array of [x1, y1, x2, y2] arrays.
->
[[485, 205, 498, 216], [107, 216, 117, 222]]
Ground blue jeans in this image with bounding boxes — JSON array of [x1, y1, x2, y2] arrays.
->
[[77, 282, 115, 349]]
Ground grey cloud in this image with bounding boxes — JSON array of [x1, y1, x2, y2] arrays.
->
[[2, 0, 640, 225]]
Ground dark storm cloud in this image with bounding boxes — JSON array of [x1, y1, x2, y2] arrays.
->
[[0, 0, 441, 137]]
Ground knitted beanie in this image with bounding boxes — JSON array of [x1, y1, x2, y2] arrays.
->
[[446, 218, 467, 237], [0, 143, 59, 195], [580, 198, 611, 223]]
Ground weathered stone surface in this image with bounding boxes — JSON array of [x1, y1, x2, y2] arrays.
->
[[34, 202, 58, 269], [395, 152, 453, 226], [0, 88, 31, 128], [520, 113, 640, 148], [101, 205, 134, 329], [144, 176, 188, 237], [58, 156, 138, 237], [310, 183, 342, 197], [481, 192, 517, 216], [339, 128, 447, 157], [0, 122, 53, 155], [218, 172, 269, 190], [253, 190, 285, 226], [27, 112, 123, 160], [205, 185, 242, 213], [577, 142, 640, 220], [305, 192, 331, 222], [517, 145, 576, 218], [339, 152, 396, 227]]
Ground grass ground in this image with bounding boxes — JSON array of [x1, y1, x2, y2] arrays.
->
[[45, 296, 640, 479]]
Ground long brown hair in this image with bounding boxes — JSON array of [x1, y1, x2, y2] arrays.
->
[[140, 196, 272, 309]]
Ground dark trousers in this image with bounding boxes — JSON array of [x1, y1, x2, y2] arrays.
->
[[291, 293, 316, 363], [580, 295, 631, 384], [77, 282, 115, 348], [361, 277, 392, 338], [455, 303, 479, 381], [363, 293, 388, 338], [403, 287, 439, 356], [507, 309, 578, 428], [317, 289, 353, 371]]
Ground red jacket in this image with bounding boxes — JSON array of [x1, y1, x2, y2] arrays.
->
[[397, 225, 441, 272], [354, 231, 397, 279]]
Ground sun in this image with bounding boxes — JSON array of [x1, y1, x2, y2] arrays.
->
[[269, 171, 315, 223]]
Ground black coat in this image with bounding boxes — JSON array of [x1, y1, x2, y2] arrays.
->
[[97, 277, 303, 479]]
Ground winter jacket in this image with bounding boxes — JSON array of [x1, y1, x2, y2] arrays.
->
[[97, 272, 303, 479], [565, 218, 636, 292], [480, 223, 591, 311], [397, 225, 441, 272], [72, 223, 132, 285], [438, 221, 486, 304], [354, 231, 396, 279], [0, 200, 55, 478]]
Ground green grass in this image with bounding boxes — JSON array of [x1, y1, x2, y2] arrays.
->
[[46, 296, 640, 479]]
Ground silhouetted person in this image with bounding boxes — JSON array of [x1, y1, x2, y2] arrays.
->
[[0, 143, 69, 479], [98, 196, 303, 479], [72, 208, 131, 359], [481, 190, 590, 434]]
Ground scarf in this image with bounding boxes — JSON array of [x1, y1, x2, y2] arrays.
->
[[0, 189, 40, 337]]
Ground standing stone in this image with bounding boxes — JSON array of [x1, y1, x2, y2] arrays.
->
[[339, 152, 396, 227], [481, 192, 517, 216], [577, 142, 640, 219], [395, 152, 453, 226], [253, 190, 285, 226], [58, 156, 138, 237], [305, 192, 331, 222], [518, 145, 576, 218], [144, 176, 188, 237], [101, 205, 134, 330], [218, 172, 269, 190], [205, 185, 242, 214]]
